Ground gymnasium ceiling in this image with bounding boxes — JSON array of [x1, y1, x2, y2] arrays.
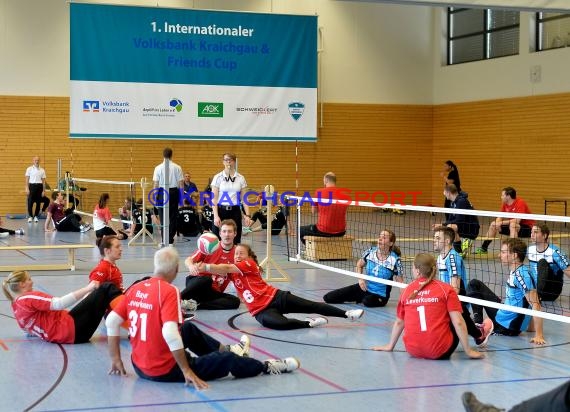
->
[[338, 0, 570, 12]]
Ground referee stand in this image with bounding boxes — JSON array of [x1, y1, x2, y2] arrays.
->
[[259, 185, 289, 282]]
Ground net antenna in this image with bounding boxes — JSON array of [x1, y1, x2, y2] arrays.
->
[[259, 184, 289, 282]]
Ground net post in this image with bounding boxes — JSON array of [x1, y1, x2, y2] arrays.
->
[[260, 184, 289, 282], [64, 171, 72, 209]]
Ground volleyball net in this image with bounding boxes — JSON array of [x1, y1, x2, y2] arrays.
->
[[67, 177, 135, 225], [287, 196, 570, 326], [64, 175, 158, 244]]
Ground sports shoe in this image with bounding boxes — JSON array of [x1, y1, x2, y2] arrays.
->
[[242, 226, 252, 234], [461, 238, 473, 258], [33, 216, 39, 223], [181, 299, 198, 313], [475, 247, 488, 255], [27, 217, 33, 223], [0, 232, 9, 238], [228, 334, 250, 357], [346, 308, 364, 321], [306, 317, 328, 327], [264, 357, 300, 375], [15, 228, 25, 235], [461, 392, 505, 412], [393, 209, 405, 215], [80, 224, 93, 233], [475, 318, 494, 347]]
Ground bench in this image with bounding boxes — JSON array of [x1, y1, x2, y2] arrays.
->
[[0, 244, 94, 272], [304, 235, 354, 261]]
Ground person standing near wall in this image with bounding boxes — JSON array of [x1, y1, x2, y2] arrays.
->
[[25, 156, 48, 223], [441, 160, 461, 211], [153, 147, 184, 246]]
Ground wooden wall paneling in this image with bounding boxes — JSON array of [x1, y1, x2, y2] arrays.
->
[[433, 92, 570, 214], [2, 96, 430, 214]]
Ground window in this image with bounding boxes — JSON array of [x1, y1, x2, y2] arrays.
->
[[536, 13, 570, 51], [447, 8, 519, 65]]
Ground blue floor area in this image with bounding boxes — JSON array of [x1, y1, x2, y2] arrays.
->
[[1, 219, 570, 411]]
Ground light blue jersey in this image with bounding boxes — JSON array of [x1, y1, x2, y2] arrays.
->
[[495, 265, 536, 332], [437, 249, 468, 295], [527, 243, 569, 277], [362, 247, 402, 298]]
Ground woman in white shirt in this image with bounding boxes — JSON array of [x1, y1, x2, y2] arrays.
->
[[211, 153, 252, 243]]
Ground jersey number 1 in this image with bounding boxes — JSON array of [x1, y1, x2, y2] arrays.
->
[[416, 306, 427, 332]]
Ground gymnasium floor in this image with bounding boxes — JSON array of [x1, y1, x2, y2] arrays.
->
[[1, 214, 570, 412]]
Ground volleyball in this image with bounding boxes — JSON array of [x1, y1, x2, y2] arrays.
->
[[197, 233, 220, 255]]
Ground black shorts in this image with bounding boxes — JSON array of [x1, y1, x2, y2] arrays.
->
[[499, 224, 531, 238]]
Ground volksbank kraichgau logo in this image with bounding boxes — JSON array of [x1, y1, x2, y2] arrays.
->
[[169, 98, 183, 112], [198, 102, 224, 118], [83, 100, 100, 112], [288, 102, 304, 121]]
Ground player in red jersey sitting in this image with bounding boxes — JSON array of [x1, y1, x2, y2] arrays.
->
[[201, 243, 364, 330], [105, 247, 300, 389], [372, 253, 484, 360]]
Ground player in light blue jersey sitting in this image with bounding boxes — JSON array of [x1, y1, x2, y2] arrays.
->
[[528, 223, 570, 302], [434, 226, 492, 347], [467, 238, 546, 345], [324, 229, 403, 307]]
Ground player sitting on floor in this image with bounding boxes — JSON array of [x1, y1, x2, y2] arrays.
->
[[372, 253, 484, 360], [323, 229, 403, 307], [201, 243, 364, 330], [105, 246, 300, 388]]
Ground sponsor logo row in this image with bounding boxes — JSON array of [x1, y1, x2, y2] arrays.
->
[[82, 99, 305, 121]]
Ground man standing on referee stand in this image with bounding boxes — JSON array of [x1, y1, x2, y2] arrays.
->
[[153, 147, 184, 246], [299, 172, 350, 244], [467, 238, 546, 345], [476, 187, 535, 255], [24, 155, 48, 223]]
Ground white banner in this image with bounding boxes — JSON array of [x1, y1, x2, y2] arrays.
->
[[71, 81, 316, 141], [70, 4, 317, 141]]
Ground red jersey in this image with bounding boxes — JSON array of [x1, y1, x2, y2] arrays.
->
[[89, 259, 124, 291], [189, 245, 235, 293], [501, 198, 535, 227], [397, 278, 462, 359], [315, 186, 350, 234], [93, 205, 112, 231], [47, 201, 66, 224], [114, 277, 182, 377], [12, 291, 75, 343], [229, 259, 278, 315]]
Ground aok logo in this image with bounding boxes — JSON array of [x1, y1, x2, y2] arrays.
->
[[83, 100, 100, 112], [198, 102, 224, 117]]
